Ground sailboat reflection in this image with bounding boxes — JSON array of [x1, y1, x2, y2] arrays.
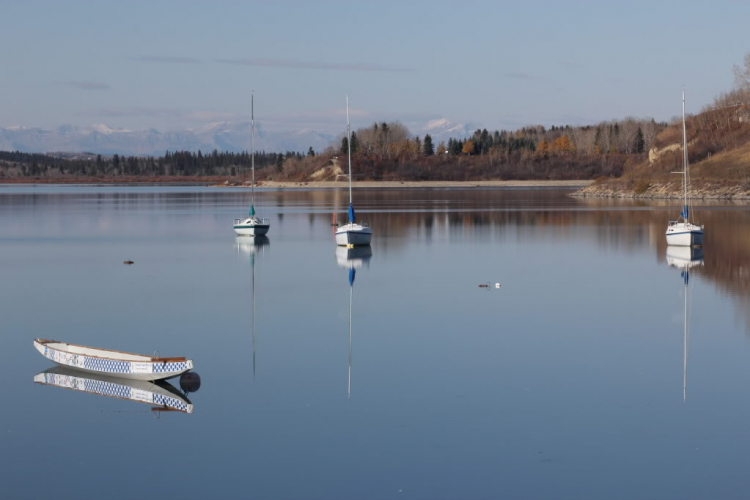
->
[[666, 246, 703, 401], [335, 245, 372, 270], [236, 235, 269, 379], [235, 235, 270, 256], [336, 246, 372, 397], [34, 366, 196, 413]]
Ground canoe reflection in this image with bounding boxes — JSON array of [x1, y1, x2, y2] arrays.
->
[[34, 366, 195, 414]]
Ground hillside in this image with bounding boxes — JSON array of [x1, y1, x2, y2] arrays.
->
[[575, 96, 750, 199]]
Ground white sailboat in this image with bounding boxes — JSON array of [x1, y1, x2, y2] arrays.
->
[[234, 92, 270, 236], [666, 91, 704, 246], [335, 95, 372, 247]]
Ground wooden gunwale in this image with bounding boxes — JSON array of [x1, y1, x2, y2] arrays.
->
[[35, 339, 187, 363]]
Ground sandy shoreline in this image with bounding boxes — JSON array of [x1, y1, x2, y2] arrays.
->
[[224, 180, 595, 189]]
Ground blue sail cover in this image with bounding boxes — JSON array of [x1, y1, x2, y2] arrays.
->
[[681, 270, 689, 285], [348, 203, 356, 223], [680, 205, 688, 220], [249, 205, 256, 217], [349, 268, 356, 286]]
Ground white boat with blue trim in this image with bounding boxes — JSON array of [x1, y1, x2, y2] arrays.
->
[[34, 339, 194, 381], [34, 366, 194, 413], [335, 95, 372, 247], [234, 92, 271, 236], [234, 216, 270, 236], [666, 91, 704, 247]]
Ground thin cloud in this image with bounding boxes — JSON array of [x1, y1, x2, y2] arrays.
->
[[66, 81, 111, 91], [81, 107, 243, 122], [215, 57, 416, 73], [135, 56, 202, 64], [88, 107, 182, 118]]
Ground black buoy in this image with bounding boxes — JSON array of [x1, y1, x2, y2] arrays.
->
[[180, 372, 201, 394]]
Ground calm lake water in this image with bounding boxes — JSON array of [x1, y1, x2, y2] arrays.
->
[[1, 185, 750, 500]]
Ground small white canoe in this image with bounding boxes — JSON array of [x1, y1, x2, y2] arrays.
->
[[35, 366, 194, 413], [34, 339, 194, 381]]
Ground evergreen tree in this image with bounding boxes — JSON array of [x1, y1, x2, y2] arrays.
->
[[423, 134, 434, 156], [340, 136, 349, 154], [307, 147, 315, 157], [350, 131, 359, 153], [635, 127, 645, 153]]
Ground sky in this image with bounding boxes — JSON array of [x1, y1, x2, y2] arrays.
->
[[1, 0, 748, 135]]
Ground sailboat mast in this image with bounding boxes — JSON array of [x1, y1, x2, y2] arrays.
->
[[682, 90, 688, 221], [346, 95, 352, 207], [251, 92, 255, 209]]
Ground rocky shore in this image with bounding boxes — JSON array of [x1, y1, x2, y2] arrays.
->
[[572, 181, 750, 200], [218, 179, 594, 189]]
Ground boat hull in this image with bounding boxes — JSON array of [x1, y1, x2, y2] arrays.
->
[[336, 225, 372, 246], [233, 223, 270, 236], [665, 227, 704, 247], [34, 339, 193, 381]]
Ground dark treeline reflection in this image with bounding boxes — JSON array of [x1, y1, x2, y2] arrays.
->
[[2, 186, 748, 324]]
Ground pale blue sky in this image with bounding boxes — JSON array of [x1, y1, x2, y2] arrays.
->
[[1, 0, 748, 134]]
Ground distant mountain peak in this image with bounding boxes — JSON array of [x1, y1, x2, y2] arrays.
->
[[417, 118, 474, 140], [0, 122, 333, 156], [424, 118, 453, 130]]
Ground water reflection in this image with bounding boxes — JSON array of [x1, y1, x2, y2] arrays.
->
[[235, 235, 270, 256], [666, 246, 705, 271], [335, 246, 373, 269], [337, 247, 373, 397], [34, 366, 195, 413], [666, 246, 701, 402], [236, 235, 269, 379]]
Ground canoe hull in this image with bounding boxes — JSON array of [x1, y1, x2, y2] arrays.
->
[[34, 339, 193, 381]]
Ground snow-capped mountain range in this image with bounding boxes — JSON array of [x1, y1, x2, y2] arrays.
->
[[0, 119, 475, 156]]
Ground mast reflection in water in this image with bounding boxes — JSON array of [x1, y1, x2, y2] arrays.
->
[[336, 246, 372, 397], [236, 235, 270, 379], [666, 245, 704, 401]]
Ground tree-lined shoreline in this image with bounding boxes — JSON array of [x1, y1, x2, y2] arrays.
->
[[2, 56, 749, 199]]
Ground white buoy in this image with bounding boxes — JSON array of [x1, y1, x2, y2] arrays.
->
[[495, 283, 501, 288]]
